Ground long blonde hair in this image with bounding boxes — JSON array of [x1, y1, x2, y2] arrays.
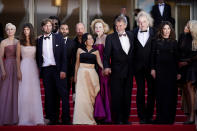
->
[[188, 20, 197, 51]]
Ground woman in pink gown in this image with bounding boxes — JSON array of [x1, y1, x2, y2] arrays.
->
[[0, 23, 19, 125], [16, 23, 44, 125], [91, 19, 111, 123]]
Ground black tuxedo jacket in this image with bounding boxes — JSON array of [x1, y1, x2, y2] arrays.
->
[[133, 27, 155, 72], [151, 3, 174, 27], [36, 33, 67, 78], [64, 38, 76, 77], [103, 31, 134, 78]]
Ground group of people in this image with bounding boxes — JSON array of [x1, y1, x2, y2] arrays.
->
[[0, 0, 197, 126]]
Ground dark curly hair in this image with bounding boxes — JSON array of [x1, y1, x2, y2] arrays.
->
[[20, 23, 36, 46], [155, 21, 176, 40]]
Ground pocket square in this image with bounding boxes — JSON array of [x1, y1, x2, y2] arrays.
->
[[56, 45, 59, 47]]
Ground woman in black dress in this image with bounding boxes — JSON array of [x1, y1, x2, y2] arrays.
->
[[179, 20, 197, 124], [151, 21, 180, 124]]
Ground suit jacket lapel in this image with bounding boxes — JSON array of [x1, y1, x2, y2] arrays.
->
[[52, 34, 56, 54], [163, 4, 168, 17], [39, 36, 44, 56], [126, 32, 133, 55], [144, 28, 154, 47]]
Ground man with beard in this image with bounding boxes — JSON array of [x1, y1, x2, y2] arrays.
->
[[73, 22, 86, 49], [36, 18, 69, 125], [59, 23, 76, 102], [49, 16, 61, 34]]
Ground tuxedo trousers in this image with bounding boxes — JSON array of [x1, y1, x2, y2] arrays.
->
[[42, 66, 70, 123], [135, 67, 155, 120], [110, 75, 133, 123]]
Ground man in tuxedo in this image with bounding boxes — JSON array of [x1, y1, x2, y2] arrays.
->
[[36, 18, 69, 125], [151, 0, 175, 29], [103, 16, 134, 124], [59, 23, 76, 102], [133, 11, 155, 124]]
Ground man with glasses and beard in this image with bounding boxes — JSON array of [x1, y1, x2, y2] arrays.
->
[[49, 16, 61, 34]]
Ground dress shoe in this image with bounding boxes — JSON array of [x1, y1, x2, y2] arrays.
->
[[123, 121, 132, 125], [47, 121, 57, 125], [139, 119, 146, 124], [146, 118, 153, 124], [61, 121, 72, 125], [184, 120, 195, 124]]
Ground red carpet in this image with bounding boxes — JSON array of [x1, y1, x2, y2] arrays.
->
[[0, 124, 195, 131], [1, 79, 195, 131], [40, 78, 187, 123]]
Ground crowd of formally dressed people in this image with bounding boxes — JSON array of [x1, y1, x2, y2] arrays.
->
[[0, 0, 197, 126]]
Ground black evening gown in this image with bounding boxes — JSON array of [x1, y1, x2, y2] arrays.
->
[[151, 38, 179, 124]]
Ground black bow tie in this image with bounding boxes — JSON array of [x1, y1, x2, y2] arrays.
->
[[159, 3, 165, 6], [119, 33, 127, 37], [44, 36, 50, 40], [140, 30, 147, 33], [44, 34, 52, 40]]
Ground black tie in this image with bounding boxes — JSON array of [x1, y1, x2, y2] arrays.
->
[[44, 36, 50, 40], [140, 30, 147, 33], [119, 33, 127, 37]]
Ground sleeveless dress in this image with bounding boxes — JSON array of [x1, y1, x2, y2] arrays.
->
[[18, 45, 44, 125], [73, 49, 100, 125], [93, 35, 111, 123], [0, 44, 18, 125]]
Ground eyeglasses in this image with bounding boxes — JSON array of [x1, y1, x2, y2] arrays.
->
[[54, 23, 59, 26]]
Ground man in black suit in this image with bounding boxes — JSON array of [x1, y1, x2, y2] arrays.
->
[[103, 16, 134, 124], [36, 18, 69, 125], [59, 23, 76, 102], [133, 11, 155, 124], [151, 0, 175, 29]]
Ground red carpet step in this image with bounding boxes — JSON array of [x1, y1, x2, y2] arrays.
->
[[0, 125, 195, 131]]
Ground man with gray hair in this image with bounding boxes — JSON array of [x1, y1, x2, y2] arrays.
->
[[133, 11, 155, 124], [103, 16, 134, 124]]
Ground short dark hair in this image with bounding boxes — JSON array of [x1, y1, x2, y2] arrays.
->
[[49, 16, 61, 27], [60, 23, 68, 26], [41, 18, 52, 27], [115, 16, 127, 26]]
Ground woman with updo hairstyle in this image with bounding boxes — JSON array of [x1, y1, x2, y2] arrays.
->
[[90, 19, 111, 123], [73, 33, 103, 125], [0, 23, 19, 125], [151, 21, 180, 124]]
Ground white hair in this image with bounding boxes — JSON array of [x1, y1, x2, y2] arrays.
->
[[5, 23, 16, 30], [137, 11, 154, 27]]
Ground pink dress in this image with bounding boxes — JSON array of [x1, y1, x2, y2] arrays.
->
[[18, 45, 44, 125], [0, 44, 18, 125], [93, 34, 111, 123]]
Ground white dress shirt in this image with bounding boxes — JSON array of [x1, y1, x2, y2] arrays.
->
[[137, 27, 150, 47], [158, 3, 165, 16], [64, 37, 68, 44], [119, 32, 130, 54], [42, 34, 56, 67]]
